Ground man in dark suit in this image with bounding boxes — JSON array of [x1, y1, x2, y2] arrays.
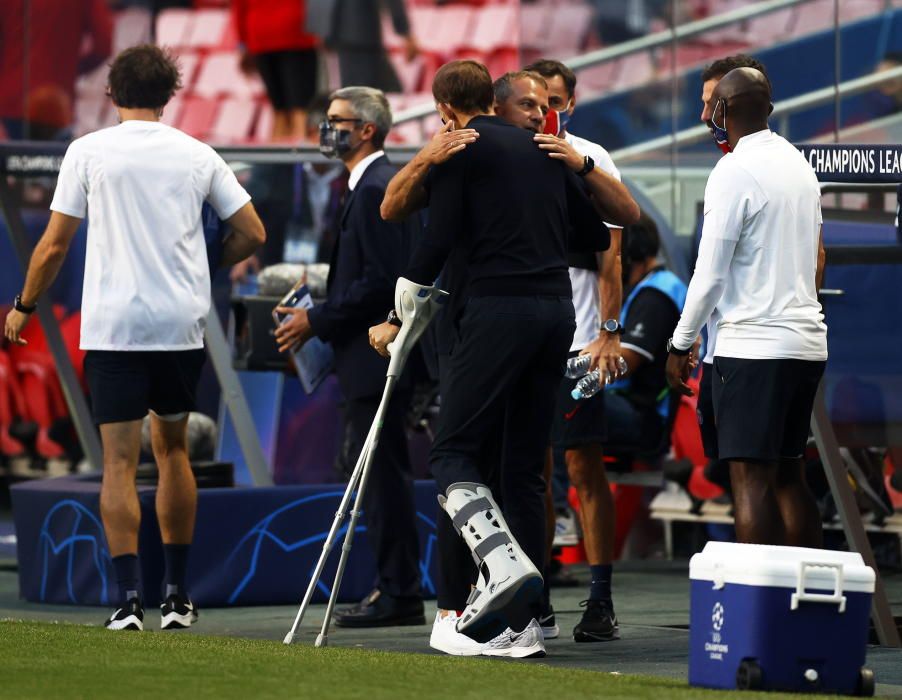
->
[[275, 86, 424, 628], [306, 0, 420, 91]]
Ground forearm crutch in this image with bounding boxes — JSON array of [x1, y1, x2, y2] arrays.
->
[[284, 278, 448, 646]]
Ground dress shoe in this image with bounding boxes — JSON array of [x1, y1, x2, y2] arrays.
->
[[333, 588, 425, 628]]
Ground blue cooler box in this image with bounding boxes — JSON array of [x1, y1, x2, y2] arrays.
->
[[689, 542, 875, 695]]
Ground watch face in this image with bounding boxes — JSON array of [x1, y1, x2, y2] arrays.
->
[[604, 319, 618, 332]]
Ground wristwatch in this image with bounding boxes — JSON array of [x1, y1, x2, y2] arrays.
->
[[14, 294, 36, 314], [666, 337, 691, 356], [386, 309, 402, 328], [576, 155, 595, 177], [602, 318, 623, 335]]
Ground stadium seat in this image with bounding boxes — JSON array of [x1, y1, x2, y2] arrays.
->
[[194, 51, 264, 99], [747, 8, 794, 45], [113, 7, 152, 51], [612, 52, 656, 91], [839, 0, 887, 22], [457, 4, 520, 77], [542, 3, 593, 55], [209, 98, 258, 143], [388, 53, 427, 94], [185, 8, 231, 50], [160, 96, 184, 128], [176, 51, 201, 87], [177, 96, 220, 139], [155, 8, 194, 48], [577, 62, 619, 96], [520, 3, 551, 53], [418, 6, 476, 60]]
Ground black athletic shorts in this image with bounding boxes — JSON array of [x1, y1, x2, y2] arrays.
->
[[712, 357, 826, 462], [697, 361, 719, 459], [551, 351, 607, 449], [84, 349, 206, 425], [255, 49, 318, 111]]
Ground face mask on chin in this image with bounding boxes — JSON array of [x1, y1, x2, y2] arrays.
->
[[319, 122, 356, 158], [710, 98, 731, 154]]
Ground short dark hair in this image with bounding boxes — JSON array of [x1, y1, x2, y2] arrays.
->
[[523, 59, 577, 98], [702, 54, 770, 86], [107, 45, 182, 110], [624, 212, 660, 262], [432, 60, 494, 114], [493, 71, 547, 104]]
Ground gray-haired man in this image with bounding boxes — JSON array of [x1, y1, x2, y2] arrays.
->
[[275, 87, 424, 627]]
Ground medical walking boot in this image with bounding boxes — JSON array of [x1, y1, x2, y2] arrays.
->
[[439, 482, 543, 642]]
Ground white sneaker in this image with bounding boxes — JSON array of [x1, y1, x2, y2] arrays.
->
[[429, 610, 487, 656], [481, 619, 546, 658], [553, 509, 579, 547]]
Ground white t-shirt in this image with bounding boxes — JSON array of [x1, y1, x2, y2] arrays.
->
[[671, 129, 827, 361], [51, 120, 251, 351], [564, 132, 622, 352]]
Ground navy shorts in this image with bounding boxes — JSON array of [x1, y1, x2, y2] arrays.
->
[[712, 357, 825, 462], [697, 362, 719, 459], [84, 349, 206, 425], [551, 352, 607, 449]]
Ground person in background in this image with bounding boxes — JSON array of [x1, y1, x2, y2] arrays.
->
[[233, 0, 319, 141], [307, 0, 419, 92], [230, 94, 349, 284], [0, 0, 112, 140], [606, 213, 686, 453], [4, 45, 266, 631]]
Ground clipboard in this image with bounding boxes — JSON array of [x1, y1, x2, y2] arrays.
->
[[272, 283, 334, 394]]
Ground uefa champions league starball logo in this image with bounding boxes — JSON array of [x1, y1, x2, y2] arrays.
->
[[712, 602, 725, 632]]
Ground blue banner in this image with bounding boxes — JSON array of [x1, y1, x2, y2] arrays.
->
[[797, 144, 902, 183]]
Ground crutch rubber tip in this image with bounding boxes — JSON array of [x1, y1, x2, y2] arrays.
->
[[314, 634, 328, 648], [283, 632, 295, 645]]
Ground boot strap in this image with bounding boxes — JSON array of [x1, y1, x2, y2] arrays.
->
[[451, 497, 492, 533], [474, 532, 512, 562]]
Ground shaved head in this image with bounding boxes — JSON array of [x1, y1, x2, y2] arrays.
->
[[710, 67, 773, 144]]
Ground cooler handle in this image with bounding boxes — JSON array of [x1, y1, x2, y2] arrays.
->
[[790, 562, 847, 613]]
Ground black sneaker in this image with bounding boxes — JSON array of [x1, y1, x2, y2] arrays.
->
[[573, 599, 620, 643], [105, 598, 144, 631], [160, 594, 198, 630], [538, 602, 560, 640]]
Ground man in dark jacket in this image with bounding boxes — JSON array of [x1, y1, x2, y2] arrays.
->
[[275, 86, 424, 628]]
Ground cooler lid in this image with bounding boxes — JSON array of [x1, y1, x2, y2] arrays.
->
[[690, 542, 875, 593]]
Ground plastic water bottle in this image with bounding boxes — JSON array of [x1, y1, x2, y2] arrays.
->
[[565, 354, 592, 378], [571, 369, 610, 400]]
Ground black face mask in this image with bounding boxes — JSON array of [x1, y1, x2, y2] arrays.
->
[[319, 122, 355, 158]]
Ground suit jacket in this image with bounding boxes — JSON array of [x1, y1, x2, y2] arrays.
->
[[306, 0, 410, 49], [307, 155, 418, 401]]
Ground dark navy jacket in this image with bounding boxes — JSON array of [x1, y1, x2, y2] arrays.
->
[[307, 155, 418, 400]]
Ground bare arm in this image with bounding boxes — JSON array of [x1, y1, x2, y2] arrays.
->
[[579, 227, 625, 375], [220, 201, 266, 268], [816, 224, 825, 291], [533, 134, 639, 227], [4, 212, 81, 345], [21, 212, 82, 306], [381, 121, 478, 222]]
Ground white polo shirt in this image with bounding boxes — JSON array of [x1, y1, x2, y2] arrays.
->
[[671, 129, 827, 361], [51, 119, 251, 351], [564, 132, 622, 352]]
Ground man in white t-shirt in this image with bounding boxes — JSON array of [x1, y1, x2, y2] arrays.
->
[[3, 45, 265, 631], [666, 67, 826, 547], [524, 59, 640, 643]]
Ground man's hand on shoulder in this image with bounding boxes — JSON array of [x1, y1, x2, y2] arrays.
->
[[533, 133, 585, 172], [422, 121, 478, 166]]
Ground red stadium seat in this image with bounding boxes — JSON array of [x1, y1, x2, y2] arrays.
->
[[419, 6, 476, 60], [747, 8, 794, 45], [177, 96, 220, 139], [185, 8, 231, 50], [543, 3, 593, 56], [388, 53, 427, 94], [155, 8, 194, 49], [789, 0, 835, 36], [194, 51, 265, 98], [520, 3, 551, 53], [209, 98, 259, 143], [612, 52, 655, 91]]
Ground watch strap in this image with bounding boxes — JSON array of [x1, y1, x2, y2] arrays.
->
[[667, 338, 690, 356], [386, 309, 402, 328], [14, 294, 36, 314], [577, 155, 595, 177]]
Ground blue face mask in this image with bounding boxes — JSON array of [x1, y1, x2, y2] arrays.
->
[[710, 98, 731, 154], [319, 122, 355, 158], [543, 102, 572, 137]]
